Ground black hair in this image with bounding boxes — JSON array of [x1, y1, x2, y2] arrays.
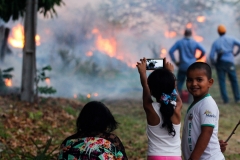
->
[[184, 28, 192, 37], [76, 101, 118, 137], [147, 68, 176, 136], [219, 32, 226, 36], [187, 62, 212, 79]]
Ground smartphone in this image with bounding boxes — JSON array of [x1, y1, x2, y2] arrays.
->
[[146, 58, 164, 70]]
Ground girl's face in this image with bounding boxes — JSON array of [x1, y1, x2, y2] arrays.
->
[[186, 69, 213, 102]]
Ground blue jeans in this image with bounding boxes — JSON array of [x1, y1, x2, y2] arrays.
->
[[177, 70, 193, 103], [177, 70, 187, 94], [216, 61, 240, 103]]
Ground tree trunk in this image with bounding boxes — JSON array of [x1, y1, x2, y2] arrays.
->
[[21, 0, 38, 102]]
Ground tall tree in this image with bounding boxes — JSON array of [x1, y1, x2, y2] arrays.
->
[[0, 0, 64, 102]]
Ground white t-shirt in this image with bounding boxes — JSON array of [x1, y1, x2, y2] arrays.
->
[[182, 94, 225, 160], [147, 102, 181, 156]]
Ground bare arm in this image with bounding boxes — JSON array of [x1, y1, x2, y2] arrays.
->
[[136, 58, 159, 125], [188, 126, 213, 160]]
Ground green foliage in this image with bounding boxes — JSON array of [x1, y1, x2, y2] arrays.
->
[[63, 105, 78, 116], [35, 65, 57, 95], [29, 111, 43, 120], [0, 0, 65, 22]]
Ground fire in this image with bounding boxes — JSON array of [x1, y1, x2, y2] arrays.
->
[[193, 35, 203, 42], [197, 16, 205, 23], [8, 24, 41, 48], [195, 49, 206, 62], [86, 51, 93, 57], [164, 31, 176, 38], [160, 48, 167, 58], [45, 78, 51, 86], [186, 23, 192, 29], [87, 94, 91, 98], [73, 94, 77, 99], [4, 79, 12, 87], [92, 28, 116, 57]]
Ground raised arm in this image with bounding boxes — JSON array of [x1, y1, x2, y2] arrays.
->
[[136, 58, 153, 110]]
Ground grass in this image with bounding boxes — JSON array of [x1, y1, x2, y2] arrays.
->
[[0, 66, 240, 159]]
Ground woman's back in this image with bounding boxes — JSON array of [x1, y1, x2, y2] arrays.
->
[[58, 132, 128, 160]]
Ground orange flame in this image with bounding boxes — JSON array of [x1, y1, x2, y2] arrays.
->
[[86, 51, 93, 57], [8, 24, 41, 48], [186, 23, 192, 29], [92, 28, 116, 57], [160, 48, 167, 58], [93, 93, 98, 97], [45, 78, 50, 86], [4, 79, 12, 87], [195, 49, 206, 62], [193, 35, 203, 42], [73, 94, 77, 99], [197, 16, 205, 23], [87, 94, 91, 98], [164, 31, 176, 38]]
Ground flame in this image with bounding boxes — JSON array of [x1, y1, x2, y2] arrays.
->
[[195, 49, 206, 62], [160, 48, 167, 58], [4, 79, 12, 87], [92, 28, 116, 57], [8, 24, 41, 48], [164, 31, 176, 38], [73, 94, 77, 99], [193, 35, 203, 42], [87, 94, 91, 98], [45, 78, 51, 86], [186, 23, 192, 29], [197, 16, 205, 23], [86, 51, 93, 57]]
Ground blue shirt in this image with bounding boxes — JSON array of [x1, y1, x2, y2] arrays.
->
[[209, 34, 240, 64], [169, 37, 206, 71]]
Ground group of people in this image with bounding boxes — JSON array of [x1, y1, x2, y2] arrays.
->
[[169, 25, 240, 104], [57, 25, 236, 160]]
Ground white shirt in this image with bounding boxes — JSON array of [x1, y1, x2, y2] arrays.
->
[[182, 94, 225, 160], [147, 102, 181, 156]]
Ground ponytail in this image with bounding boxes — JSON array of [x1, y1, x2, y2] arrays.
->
[[160, 102, 176, 136]]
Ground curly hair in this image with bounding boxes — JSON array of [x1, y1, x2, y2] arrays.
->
[[147, 68, 176, 136]]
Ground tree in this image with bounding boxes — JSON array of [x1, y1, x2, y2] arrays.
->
[[0, 0, 64, 102], [99, 0, 217, 34]]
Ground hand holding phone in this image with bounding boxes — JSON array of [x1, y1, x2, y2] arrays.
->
[[146, 58, 164, 70]]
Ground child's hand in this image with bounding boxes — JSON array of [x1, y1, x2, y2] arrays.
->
[[136, 58, 147, 74], [164, 58, 174, 72], [219, 140, 228, 152]]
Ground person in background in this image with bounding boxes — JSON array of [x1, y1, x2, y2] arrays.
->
[[137, 58, 183, 160], [182, 62, 225, 160], [169, 28, 206, 102], [209, 24, 240, 104], [58, 101, 128, 160]]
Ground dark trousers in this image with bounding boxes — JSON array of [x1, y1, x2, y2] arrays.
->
[[216, 61, 240, 103], [177, 70, 193, 103]]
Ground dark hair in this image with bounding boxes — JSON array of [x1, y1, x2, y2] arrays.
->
[[184, 28, 192, 37], [147, 68, 176, 136], [76, 101, 118, 136], [187, 62, 212, 79]]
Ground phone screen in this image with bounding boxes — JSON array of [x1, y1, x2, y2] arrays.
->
[[146, 59, 164, 70]]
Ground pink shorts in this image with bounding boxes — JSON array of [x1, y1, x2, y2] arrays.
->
[[147, 156, 182, 160]]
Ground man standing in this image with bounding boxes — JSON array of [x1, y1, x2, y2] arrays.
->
[[169, 28, 206, 99], [209, 25, 240, 104]]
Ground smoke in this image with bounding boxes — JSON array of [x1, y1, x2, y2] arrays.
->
[[2, 0, 240, 100]]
